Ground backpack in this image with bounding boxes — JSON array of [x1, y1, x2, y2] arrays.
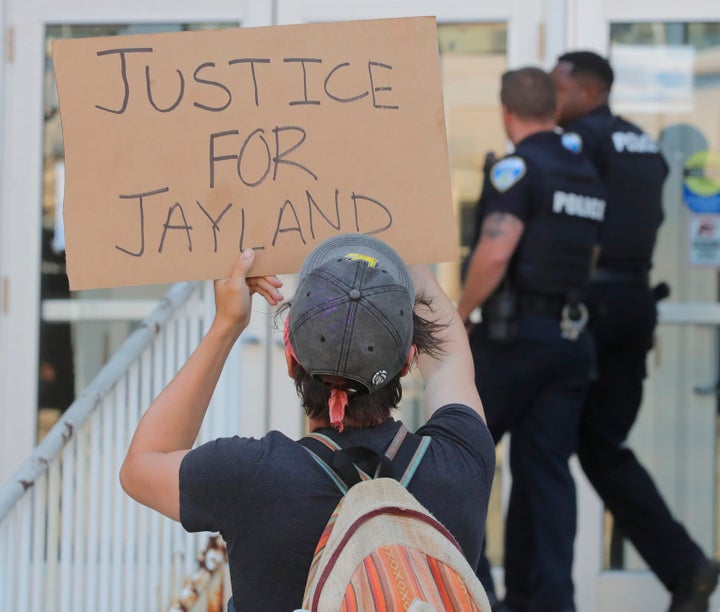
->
[[298, 424, 491, 612]]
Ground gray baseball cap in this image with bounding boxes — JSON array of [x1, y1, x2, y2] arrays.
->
[[288, 234, 415, 393]]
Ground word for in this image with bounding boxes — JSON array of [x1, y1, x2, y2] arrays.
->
[[209, 125, 316, 189], [552, 190, 606, 221], [113, 186, 393, 257], [94, 48, 400, 114]]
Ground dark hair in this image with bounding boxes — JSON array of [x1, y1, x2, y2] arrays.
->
[[557, 50, 614, 92], [277, 294, 448, 427], [500, 67, 556, 121]]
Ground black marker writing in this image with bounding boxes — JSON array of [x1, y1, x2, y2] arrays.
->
[[368, 61, 399, 110], [196, 201, 232, 252], [272, 199, 307, 246], [114, 186, 169, 256], [238, 128, 272, 187], [146, 65, 185, 113], [307, 189, 341, 239], [227, 58, 271, 107], [209, 125, 317, 189], [193, 62, 232, 112], [284, 58, 322, 106], [352, 192, 393, 234], [95, 48, 154, 114], [159, 203, 193, 252], [272, 125, 318, 181], [114, 186, 393, 258], [239, 208, 266, 252], [323, 62, 369, 103]]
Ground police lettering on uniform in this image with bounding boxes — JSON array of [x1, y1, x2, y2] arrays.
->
[[551, 50, 720, 612], [457, 67, 605, 612], [552, 190, 606, 220]]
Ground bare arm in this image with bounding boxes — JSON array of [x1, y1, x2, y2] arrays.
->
[[119, 250, 283, 521], [409, 264, 485, 422], [457, 212, 524, 323]]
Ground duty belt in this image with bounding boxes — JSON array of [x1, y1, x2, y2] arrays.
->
[[592, 267, 649, 287], [517, 294, 565, 317], [517, 293, 588, 341]]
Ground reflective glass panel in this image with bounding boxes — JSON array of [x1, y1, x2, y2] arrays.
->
[[604, 21, 720, 569], [438, 21, 507, 571], [39, 23, 238, 440]]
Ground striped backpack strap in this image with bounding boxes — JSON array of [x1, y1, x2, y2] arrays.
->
[[382, 424, 431, 487], [298, 424, 429, 492]]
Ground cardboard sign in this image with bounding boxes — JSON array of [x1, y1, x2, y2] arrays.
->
[[52, 17, 458, 290]]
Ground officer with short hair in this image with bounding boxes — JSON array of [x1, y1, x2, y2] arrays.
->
[[551, 50, 720, 612], [458, 66, 606, 611]]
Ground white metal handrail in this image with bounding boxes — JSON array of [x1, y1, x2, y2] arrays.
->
[[0, 280, 240, 612], [0, 273, 427, 612]]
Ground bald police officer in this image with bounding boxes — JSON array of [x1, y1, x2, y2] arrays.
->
[[552, 50, 719, 612], [458, 67, 606, 611]]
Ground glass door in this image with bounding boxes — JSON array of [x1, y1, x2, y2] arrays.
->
[[276, 0, 543, 599], [0, 1, 267, 485], [572, 3, 720, 610], [39, 22, 255, 440], [0, 0, 542, 596]]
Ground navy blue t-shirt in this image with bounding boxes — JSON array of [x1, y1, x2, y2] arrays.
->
[[179, 403, 494, 611]]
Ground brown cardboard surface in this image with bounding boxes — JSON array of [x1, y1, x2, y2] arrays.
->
[[53, 17, 458, 290]]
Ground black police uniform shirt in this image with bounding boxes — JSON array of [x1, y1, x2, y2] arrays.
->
[[477, 130, 606, 298], [564, 104, 669, 276], [178, 404, 495, 611]]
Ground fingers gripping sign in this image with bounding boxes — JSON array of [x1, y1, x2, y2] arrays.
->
[[213, 249, 256, 333], [247, 274, 284, 306], [213, 249, 285, 335]]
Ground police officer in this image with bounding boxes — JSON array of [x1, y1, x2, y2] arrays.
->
[[458, 67, 606, 611], [551, 51, 720, 612]]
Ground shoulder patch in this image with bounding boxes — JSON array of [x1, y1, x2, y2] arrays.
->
[[561, 132, 583, 154], [490, 156, 526, 192]]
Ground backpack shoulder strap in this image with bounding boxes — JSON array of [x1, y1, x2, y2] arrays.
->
[[299, 435, 349, 495], [299, 424, 431, 490], [396, 435, 431, 487], [304, 432, 342, 452], [379, 423, 430, 486]]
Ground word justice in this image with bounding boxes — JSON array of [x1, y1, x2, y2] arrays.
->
[[113, 186, 394, 257], [94, 48, 400, 114]]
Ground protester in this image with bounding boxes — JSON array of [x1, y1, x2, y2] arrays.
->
[[552, 50, 720, 612], [458, 66, 606, 611], [120, 233, 495, 610]]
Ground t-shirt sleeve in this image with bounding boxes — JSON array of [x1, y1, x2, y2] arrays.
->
[[416, 404, 495, 482], [179, 436, 264, 534]]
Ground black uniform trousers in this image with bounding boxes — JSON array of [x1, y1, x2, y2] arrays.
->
[[471, 313, 592, 611], [579, 281, 706, 590]]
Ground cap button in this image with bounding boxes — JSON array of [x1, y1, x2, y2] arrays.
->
[[349, 289, 361, 300]]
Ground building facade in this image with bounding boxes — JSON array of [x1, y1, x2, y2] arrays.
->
[[0, 1, 719, 609]]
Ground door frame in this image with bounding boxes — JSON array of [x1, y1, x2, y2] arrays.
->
[[568, 2, 720, 610], [0, 0, 544, 479], [0, 0, 272, 484]]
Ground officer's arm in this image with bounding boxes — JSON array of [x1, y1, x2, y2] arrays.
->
[[409, 265, 485, 422], [457, 212, 524, 323]]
